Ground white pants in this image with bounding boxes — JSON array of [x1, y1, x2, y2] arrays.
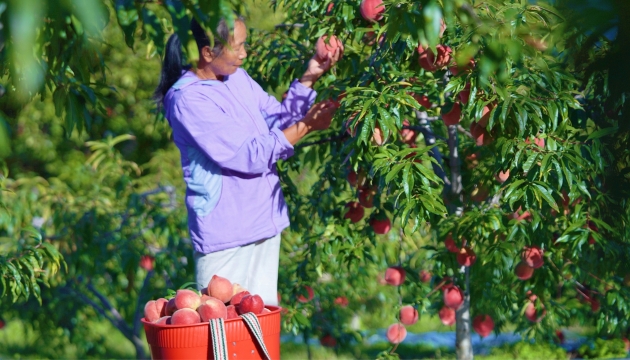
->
[[194, 234, 281, 306]]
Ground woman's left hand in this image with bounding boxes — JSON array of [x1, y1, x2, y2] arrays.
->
[[299, 46, 344, 88]]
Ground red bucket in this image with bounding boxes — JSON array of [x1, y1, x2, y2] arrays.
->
[[142, 306, 282, 360]]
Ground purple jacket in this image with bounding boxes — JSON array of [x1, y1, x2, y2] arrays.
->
[[164, 68, 317, 253]]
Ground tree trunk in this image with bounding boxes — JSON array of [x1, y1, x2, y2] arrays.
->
[[447, 124, 473, 360]]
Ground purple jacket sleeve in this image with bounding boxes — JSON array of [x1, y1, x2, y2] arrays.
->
[[172, 91, 294, 175], [248, 75, 317, 130]]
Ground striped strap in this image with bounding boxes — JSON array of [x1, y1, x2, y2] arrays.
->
[[240, 312, 271, 360], [209, 318, 228, 360]]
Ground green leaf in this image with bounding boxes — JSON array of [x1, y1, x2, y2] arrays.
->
[[533, 182, 559, 211], [114, 0, 139, 48], [586, 126, 618, 141]]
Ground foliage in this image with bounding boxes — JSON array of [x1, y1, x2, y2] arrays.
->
[[577, 338, 628, 359], [483, 340, 567, 360], [1, 0, 630, 359]]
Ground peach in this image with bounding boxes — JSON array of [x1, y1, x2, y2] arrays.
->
[[208, 275, 233, 303], [419, 270, 432, 283], [412, 93, 432, 109], [445, 234, 459, 253], [344, 202, 365, 223], [459, 83, 471, 104], [439, 306, 456, 326], [371, 125, 385, 146], [165, 297, 177, 316], [442, 102, 462, 126], [262, 308, 271, 314], [175, 289, 201, 310], [155, 316, 171, 325], [334, 296, 349, 307], [450, 58, 476, 76], [316, 35, 342, 61], [360, 0, 385, 22], [200, 294, 212, 304], [347, 170, 358, 187], [226, 305, 239, 319], [525, 136, 545, 149], [515, 261, 534, 280], [456, 246, 477, 267], [297, 285, 314, 303], [401, 119, 417, 145], [320, 334, 337, 348], [358, 185, 377, 208], [370, 216, 391, 235], [525, 297, 546, 322], [399, 305, 418, 325], [144, 300, 162, 322], [417, 44, 452, 72], [470, 122, 492, 146], [171, 308, 201, 325], [230, 291, 251, 306], [197, 297, 228, 322], [471, 186, 490, 202], [386, 323, 407, 344], [444, 285, 464, 310], [385, 266, 406, 286], [325, 2, 334, 15], [478, 105, 492, 128], [139, 255, 155, 271], [496, 170, 510, 183], [587, 221, 598, 245], [237, 294, 265, 315], [522, 246, 544, 269], [232, 283, 247, 296], [472, 315, 494, 338]]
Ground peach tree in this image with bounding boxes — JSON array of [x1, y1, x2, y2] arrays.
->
[[1, 0, 630, 359]]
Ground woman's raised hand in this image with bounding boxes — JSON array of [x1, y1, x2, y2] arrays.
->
[[304, 100, 338, 131]]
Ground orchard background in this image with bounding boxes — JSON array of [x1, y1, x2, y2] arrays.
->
[[1, 0, 630, 359]]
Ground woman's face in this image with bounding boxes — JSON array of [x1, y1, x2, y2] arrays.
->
[[208, 20, 248, 77]]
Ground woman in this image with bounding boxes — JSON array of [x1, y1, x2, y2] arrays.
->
[[154, 16, 342, 305]]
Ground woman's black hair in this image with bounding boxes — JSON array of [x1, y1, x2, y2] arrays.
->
[[154, 15, 246, 105], [153, 33, 186, 105]]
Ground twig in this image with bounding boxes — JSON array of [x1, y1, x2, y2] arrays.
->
[[457, 125, 473, 139]]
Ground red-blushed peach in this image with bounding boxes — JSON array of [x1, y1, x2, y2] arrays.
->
[[325, 2, 334, 15], [459, 83, 471, 104], [174, 289, 201, 310], [496, 170, 510, 183], [419, 269, 432, 283], [230, 291, 251, 306], [226, 305, 239, 319], [525, 297, 546, 322], [344, 202, 365, 223], [297, 285, 314, 303], [208, 275, 233, 303], [623, 338, 630, 352], [478, 105, 491, 128], [316, 35, 342, 61], [139, 255, 155, 271], [442, 102, 462, 126], [171, 308, 201, 325], [334, 296, 349, 307], [522, 246, 544, 269], [155, 316, 172, 325], [401, 119, 417, 145], [144, 300, 162, 322], [399, 305, 419, 325], [590, 298, 600, 312], [456, 246, 477, 267], [320, 334, 337, 348], [439, 306, 456, 326], [369, 214, 391, 235], [262, 308, 271, 314], [237, 294, 265, 315], [358, 185, 378, 208], [525, 136, 545, 149], [470, 122, 492, 146], [386, 323, 407, 344], [200, 294, 212, 304], [445, 234, 460, 253], [360, 0, 385, 22], [385, 266, 406, 286], [450, 58, 476, 76], [470, 186, 490, 202], [515, 261, 534, 280], [444, 285, 464, 310], [197, 297, 228, 322], [165, 298, 177, 316], [155, 298, 168, 317], [347, 170, 358, 187], [412, 93, 432, 109], [371, 125, 385, 146], [417, 45, 452, 72], [232, 283, 247, 296], [472, 315, 494, 338], [587, 221, 598, 245]]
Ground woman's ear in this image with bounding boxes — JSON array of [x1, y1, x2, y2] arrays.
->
[[200, 45, 214, 62]]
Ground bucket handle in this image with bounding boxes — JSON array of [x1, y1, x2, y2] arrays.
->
[[208, 313, 271, 360]]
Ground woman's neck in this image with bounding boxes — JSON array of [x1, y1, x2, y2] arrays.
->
[[194, 62, 223, 81]]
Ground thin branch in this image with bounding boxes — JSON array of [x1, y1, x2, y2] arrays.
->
[[457, 125, 473, 139]]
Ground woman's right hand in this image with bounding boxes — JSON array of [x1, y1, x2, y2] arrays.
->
[[303, 100, 338, 131], [282, 100, 338, 145]]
